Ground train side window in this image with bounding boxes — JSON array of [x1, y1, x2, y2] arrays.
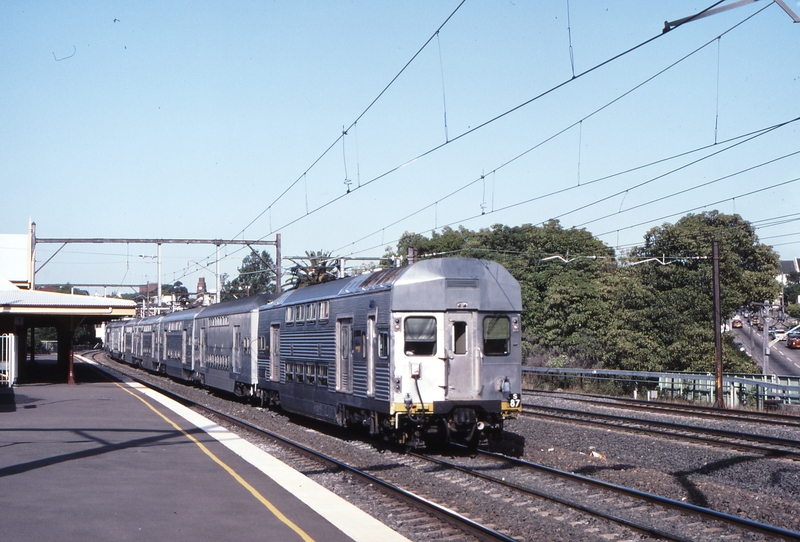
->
[[404, 317, 437, 356], [319, 301, 330, 321], [306, 364, 315, 385], [453, 322, 467, 355], [483, 315, 510, 356], [378, 331, 389, 359], [306, 303, 317, 323], [352, 330, 364, 361], [286, 363, 294, 383], [295, 363, 304, 383], [285, 307, 293, 324], [317, 364, 328, 387]]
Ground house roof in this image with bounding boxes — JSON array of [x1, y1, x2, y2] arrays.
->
[[780, 259, 800, 276]]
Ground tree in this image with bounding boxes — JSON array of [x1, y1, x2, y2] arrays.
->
[[395, 221, 617, 365], [221, 250, 277, 301], [603, 211, 778, 372], [284, 250, 339, 290]]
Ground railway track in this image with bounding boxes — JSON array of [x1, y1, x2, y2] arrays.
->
[[526, 388, 800, 427], [522, 402, 800, 459], [412, 447, 800, 541], [86, 352, 800, 540]]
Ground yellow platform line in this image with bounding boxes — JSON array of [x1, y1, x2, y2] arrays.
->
[[117, 382, 314, 542]]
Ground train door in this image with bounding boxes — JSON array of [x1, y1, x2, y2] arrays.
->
[[444, 311, 479, 399], [367, 315, 376, 398], [269, 324, 280, 382], [181, 329, 187, 365], [200, 327, 206, 369], [336, 318, 353, 393], [232, 325, 241, 374]]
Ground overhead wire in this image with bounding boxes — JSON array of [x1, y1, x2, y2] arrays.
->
[[167, 1, 754, 280], [330, 2, 772, 255]]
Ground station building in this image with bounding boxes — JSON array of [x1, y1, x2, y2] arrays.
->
[[0, 223, 136, 386]]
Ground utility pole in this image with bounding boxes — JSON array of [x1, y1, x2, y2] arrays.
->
[[712, 241, 725, 408]]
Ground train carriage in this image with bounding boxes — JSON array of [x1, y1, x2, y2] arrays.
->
[[105, 258, 522, 448], [132, 313, 164, 371], [159, 306, 203, 380], [257, 258, 522, 448], [194, 293, 274, 396]]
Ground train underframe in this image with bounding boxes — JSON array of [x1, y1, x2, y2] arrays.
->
[[337, 402, 506, 450]]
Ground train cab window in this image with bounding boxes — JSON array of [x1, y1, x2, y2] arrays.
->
[[453, 322, 468, 355], [404, 317, 437, 356], [378, 331, 389, 359], [483, 316, 510, 356]]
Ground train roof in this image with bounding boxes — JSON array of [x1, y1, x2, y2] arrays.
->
[[159, 306, 203, 323], [198, 292, 276, 317], [391, 258, 521, 312], [266, 258, 521, 312]]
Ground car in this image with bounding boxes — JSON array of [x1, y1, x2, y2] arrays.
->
[[732, 318, 743, 328], [787, 332, 800, 349], [732, 341, 751, 356]]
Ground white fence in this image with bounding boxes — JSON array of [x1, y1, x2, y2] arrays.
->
[[523, 367, 800, 410], [0, 333, 17, 387]]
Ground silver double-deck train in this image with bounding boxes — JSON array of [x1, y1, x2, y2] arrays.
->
[[105, 258, 523, 447]]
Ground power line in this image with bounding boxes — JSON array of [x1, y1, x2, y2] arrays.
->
[[197, 1, 735, 273], [595, 175, 800, 238], [332, 4, 775, 255]]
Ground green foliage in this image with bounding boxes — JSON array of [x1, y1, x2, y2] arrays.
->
[[221, 250, 276, 301], [284, 250, 339, 290], [396, 211, 776, 374], [609, 212, 778, 373]]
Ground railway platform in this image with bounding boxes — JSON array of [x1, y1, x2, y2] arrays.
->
[[0, 359, 408, 542]]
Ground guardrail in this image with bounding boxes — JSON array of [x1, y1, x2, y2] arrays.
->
[[522, 367, 800, 410]]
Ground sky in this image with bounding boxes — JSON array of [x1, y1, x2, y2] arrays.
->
[[2, 1, 799, 295]]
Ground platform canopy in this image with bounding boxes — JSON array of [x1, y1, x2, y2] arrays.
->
[[0, 275, 136, 330]]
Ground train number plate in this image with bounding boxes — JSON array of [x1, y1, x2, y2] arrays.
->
[[508, 393, 521, 408]]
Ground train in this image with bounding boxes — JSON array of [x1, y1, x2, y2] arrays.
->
[[105, 257, 523, 448]]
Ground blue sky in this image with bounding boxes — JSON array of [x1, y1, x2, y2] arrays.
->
[[2, 1, 799, 294]]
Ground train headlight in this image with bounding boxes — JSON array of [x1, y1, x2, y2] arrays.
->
[[404, 393, 412, 411], [501, 377, 510, 393]]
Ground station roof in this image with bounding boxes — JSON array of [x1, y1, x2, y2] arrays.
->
[[0, 275, 136, 319]]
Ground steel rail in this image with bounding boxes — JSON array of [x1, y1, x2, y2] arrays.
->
[[413, 450, 691, 542], [523, 404, 800, 458], [527, 388, 800, 426], [472, 447, 800, 541]]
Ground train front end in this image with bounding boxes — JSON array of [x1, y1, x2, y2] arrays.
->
[[388, 258, 522, 448]]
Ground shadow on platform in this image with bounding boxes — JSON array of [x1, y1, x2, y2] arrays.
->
[[16, 355, 114, 385]]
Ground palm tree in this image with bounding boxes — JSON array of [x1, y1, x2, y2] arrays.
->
[[284, 250, 340, 289]]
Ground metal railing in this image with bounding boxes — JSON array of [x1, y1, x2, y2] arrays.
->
[[0, 333, 17, 387], [522, 367, 800, 410]]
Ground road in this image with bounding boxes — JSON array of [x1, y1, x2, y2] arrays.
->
[[733, 322, 800, 377]]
